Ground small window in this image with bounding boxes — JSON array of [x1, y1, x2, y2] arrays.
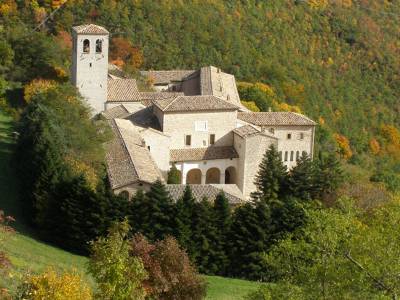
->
[[279, 151, 283, 161], [119, 190, 129, 200], [89, 63, 92, 67], [195, 121, 208, 132], [287, 133, 292, 140], [284, 151, 288, 162], [147, 146, 151, 151], [185, 135, 191, 146], [209, 134, 216, 145], [269, 128, 275, 134], [96, 39, 102, 53], [299, 132, 304, 140], [290, 151, 294, 161], [296, 151, 300, 160], [83, 39, 90, 53]]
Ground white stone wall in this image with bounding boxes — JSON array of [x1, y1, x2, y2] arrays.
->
[[142, 129, 170, 180], [174, 158, 238, 185], [162, 110, 237, 149], [262, 125, 315, 170], [72, 32, 109, 114], [234, 133, 278, 199]]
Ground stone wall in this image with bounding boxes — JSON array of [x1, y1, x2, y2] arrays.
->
[[162, 110, 237, 149]]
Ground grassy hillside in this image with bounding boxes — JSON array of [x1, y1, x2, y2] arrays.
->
[[0, 111, 260, 298]]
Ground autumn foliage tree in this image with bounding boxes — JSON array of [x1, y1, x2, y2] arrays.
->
[[110, 37, 143, 70]]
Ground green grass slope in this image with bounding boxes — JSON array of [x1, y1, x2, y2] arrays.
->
[[0, 111, 260, 299]]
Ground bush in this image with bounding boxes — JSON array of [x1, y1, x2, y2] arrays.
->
[[131, 234, 207, 300], [17, 268, 92, 300]]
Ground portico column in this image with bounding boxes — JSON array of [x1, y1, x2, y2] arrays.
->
[[201, 173, 206, 184], [220, 171, 225, 184], [181, 164, 187, 185]]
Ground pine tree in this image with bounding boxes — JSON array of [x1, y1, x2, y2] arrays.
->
[[228, 202, 271, 280], [314, 152, 343, 197], [191, 198, 218, 274], [141, 180, 175, 241], [167, 164, 181, 184], [288, 152, 316, 201], [175, 185, 196, 256], [210, 192, 231, 275], [251, 144, 288, 202]]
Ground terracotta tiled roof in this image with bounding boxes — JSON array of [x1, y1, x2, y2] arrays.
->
[[141, 70, 196, 84], [153, 95, 238, 112], [233, 125, 260, 137], [237, 112, 316, 126], [105, 119, 163, 189], [102, 105, 130, 120], [107, 79, 141, 102], [170, 146, 239, 162], [72, 24, 109, 35], [166, 184, 244, 204], [139, 92, 184, 101]]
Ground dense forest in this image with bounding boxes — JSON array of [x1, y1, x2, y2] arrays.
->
[[1, 0, 400, 191]]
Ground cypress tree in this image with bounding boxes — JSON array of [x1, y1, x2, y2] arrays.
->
[[314, 152, 343, 197], [251, 144, 288, 202], [288, 152, 316, 201], [142, 180, 175, 241], [210, 192, 231, 275], [191, 198, 218, 274], [128, 189, 147, 233], [228, 201, 271, 280], [175, 185, 196, 255], [167, 164, 181, 184]]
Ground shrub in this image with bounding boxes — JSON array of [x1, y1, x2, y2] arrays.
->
[[17, 268, 92, 300], [131, 234, 206, 300], [87, 220, 147, 300]]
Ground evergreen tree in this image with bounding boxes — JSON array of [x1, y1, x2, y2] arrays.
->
[[175, 185, 196, 255], [128, 189, 147, 234], [314, 152, 343, 197], [191, 198, 218, 274], [228, 202, 271, 280], [287, 153, 316, 201], [210, 192, 231, 275], [251, 145, 288, 202], [167, 164, 181, 184], [140, 180, 175, 241]]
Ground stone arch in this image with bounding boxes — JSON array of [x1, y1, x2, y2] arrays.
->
[[83, 39, 90, 53], [225, 166, 236, 184], [186, 169, 202, 184], [119, 190, 130, 200], [206, 167, 220, 184], [96, 39, 102, 53]]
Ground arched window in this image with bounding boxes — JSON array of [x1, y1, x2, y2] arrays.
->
[[83, 39, 90, 53], [290, 151, 294, 161], [284, 151, 288, 162], [96, 39, 102, 53], [296, 151, 300, 160]]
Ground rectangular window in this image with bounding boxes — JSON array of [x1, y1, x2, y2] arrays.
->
[[287, 133, 292, 140], [284, 151, 288, 162], [290, 151, 294, 161], [279, 151, 283, 161], [209, 134, 216, 145], [299, 132, 304, 140], [195, 121, 208, 132], [269, 128, 275, 134], [185, 135, 191, 146]]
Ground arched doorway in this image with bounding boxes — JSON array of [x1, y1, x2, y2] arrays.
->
[[225, 166, 236, 184], [186, 169, 202, 184], [119, 190, 130, 200], [206, 168, 220, 184]]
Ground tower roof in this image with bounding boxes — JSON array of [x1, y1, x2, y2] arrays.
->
[[72, 24, 109, 35]]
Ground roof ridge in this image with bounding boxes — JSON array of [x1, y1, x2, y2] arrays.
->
[[161, 95, 181, 111]]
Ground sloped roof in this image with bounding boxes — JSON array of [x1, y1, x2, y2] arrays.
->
[[170, 146, 239, 162], [105, 119, 163, 189], [107, 79, 141, 102], [72, 24, 109, 35], [237, 112, 316, 126], [139, 92, 184, 101], [102, 105, 130, 120], [141, 70, 196, 84], [233, 125, 260, 138], [166, 184, 244, 204], [153, 95, 238, 112]]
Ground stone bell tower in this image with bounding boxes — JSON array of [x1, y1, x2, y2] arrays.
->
[[71, 24, 109, 114]]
